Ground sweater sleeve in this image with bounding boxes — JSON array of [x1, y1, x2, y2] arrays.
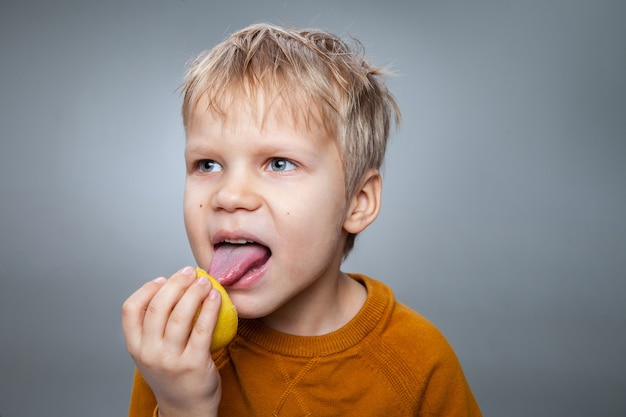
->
[[356, 275, 481, 416], [417, 340, 482, 417], [401, 307, 481, 417], [128, 368, 159, 417]]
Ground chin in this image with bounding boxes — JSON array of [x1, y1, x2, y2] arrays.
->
[[233, 300, 277, 321]]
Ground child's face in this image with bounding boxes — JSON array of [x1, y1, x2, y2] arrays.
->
[[183, 97, 351, 321]]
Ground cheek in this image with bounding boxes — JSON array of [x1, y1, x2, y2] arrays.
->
[[183, 194, 205, 239], [285, 184, 347, 244], [183, 199, 212, 266], [183, 181, 207, 213]]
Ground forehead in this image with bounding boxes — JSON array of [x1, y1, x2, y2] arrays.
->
[[187, 92, 332, 138]]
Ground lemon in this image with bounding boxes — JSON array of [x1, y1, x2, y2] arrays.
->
[[195, 267, 238, 352]]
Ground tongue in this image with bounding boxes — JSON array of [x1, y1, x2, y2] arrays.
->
[[209, 243, 270, 285]]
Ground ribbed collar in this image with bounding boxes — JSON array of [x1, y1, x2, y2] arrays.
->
[[235, 274, 393, 357]]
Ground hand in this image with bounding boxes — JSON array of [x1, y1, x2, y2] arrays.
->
[[122, 266, 222, 417]]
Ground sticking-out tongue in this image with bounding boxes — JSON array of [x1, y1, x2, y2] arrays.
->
[[209, 243, 270, 286]]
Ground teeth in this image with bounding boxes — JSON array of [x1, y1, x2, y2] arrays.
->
[[222, 239, 253, 244]]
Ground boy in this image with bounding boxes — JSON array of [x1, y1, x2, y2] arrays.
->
[[122, 23, 481, 417]]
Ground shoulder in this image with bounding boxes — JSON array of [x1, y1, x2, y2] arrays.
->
[[352, 273, 455, 356], [388, 297, 458, 361], [349, 273, 463, 372], [353, 274, 482, 416], [353, 275, 468, 379]]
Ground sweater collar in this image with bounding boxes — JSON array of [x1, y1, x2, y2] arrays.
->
[[234, 274, 393, 357]]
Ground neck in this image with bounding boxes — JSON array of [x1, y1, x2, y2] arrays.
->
[[260, 271, 367, 336]]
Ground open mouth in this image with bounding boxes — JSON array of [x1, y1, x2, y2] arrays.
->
[[209, 239, 271, 286]]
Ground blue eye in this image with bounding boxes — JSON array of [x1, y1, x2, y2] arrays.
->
[[268, 158, 296, 172], [198, 160, 222, 173]]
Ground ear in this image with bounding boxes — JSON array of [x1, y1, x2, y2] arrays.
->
[[343, 169, 382, 234]]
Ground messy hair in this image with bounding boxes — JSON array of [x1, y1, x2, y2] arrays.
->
[[181, 23, 400, 256]]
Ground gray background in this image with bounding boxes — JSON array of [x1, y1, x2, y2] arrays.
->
[[1, 0, 624, 416]]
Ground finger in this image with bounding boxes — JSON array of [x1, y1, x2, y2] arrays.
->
[[141, 266, 198, 344], [187, 287, 222, 358], [162, 275, 214, 348], [121, 277, 167, 354]]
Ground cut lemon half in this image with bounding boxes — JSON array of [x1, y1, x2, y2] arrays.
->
[[195, 268, 238, 352]]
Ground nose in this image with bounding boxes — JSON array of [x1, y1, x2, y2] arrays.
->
[[211, 168, 261, 212]]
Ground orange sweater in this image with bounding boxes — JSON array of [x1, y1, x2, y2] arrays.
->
[[128, 274, 481, 416]]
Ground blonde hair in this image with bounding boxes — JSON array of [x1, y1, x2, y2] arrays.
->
[[182, 23, 400, 256]]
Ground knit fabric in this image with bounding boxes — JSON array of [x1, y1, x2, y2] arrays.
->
[[128, 274, 481, 416]]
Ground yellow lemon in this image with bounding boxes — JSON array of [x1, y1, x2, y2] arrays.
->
[[195, 267, 238, 352]]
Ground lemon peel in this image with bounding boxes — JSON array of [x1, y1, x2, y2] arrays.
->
[[195, 267, 238, 352]]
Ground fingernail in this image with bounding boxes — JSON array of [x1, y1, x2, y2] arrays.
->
[[179, 266, 195, 276], [196, 276, 209, 286], [152, 277, 166, 284]]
